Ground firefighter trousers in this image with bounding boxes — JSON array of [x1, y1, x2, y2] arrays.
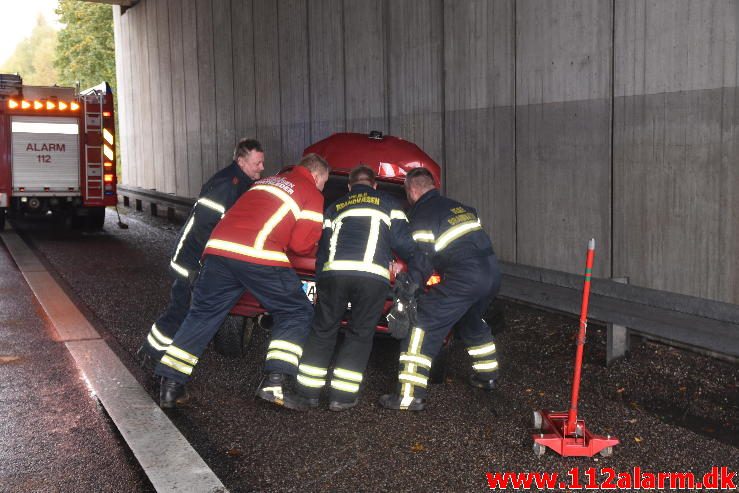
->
[[155, 255, 314, 384], [142, 275, 192, 359], [296, 275, 388, 403], [397, 254, 501, 401]]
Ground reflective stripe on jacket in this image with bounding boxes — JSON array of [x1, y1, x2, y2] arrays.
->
[[316, 184, 416, 283], [407, 189, 495, 283], [170, 161, 253, 279], [204, 166, 324, 267]]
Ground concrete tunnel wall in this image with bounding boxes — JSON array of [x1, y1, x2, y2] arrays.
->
[[112, 0, 739, 305]]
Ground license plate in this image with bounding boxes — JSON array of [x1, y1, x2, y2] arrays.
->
[[301, 280, 316, 303]]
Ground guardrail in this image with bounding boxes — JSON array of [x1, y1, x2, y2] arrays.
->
[[117, 183, 739, 364], [117, 184, 194, 223], [499, 262, 739, 364]]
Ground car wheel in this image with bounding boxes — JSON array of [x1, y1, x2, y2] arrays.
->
[[214, 316, 254, 357], [428, 341, 451, 384]]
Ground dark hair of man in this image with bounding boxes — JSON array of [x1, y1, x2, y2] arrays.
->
[[233, 138, 263, 161], [405, 167, 435, 191], [299, 153, 330, 174], [349, 164, 376, 187]]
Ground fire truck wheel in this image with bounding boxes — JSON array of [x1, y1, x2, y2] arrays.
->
[[428, 341, 451, 384], [85, 207, 106, 230], [214, 316, 254, 357], [0, 208, 5, 231]]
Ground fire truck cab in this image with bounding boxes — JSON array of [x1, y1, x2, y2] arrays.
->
[[0, 74, 118, 230]]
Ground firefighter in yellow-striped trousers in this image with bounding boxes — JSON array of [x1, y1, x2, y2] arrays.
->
[[380, 167, 501, 411], [281, 165, 418, 411], [136, 139, 264, 368], [155, 154, 329, 409]]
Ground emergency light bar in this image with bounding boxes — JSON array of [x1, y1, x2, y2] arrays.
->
[[5, 98, 81, 111]]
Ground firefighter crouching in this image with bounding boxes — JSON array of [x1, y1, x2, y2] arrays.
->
[[281, 165, 417, 412], [137, 139, 264, 368], [380, 167, 502, 411], [154, 154, 329, 409]]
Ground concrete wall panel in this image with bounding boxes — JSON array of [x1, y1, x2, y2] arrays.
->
[[278, 0, 311, 166], [213, 0, 236, 166], [613, 1, 739, 303], [167, 0, 190, 197], [443, 0, 516, 261], [145, 0, 164, 191], [155, 2, 176, 193], [515, 0, 612, 276], [114, 0, 739, 303], [616, 0, 738, 97], [308, 0, 346, 142], [387, 0, 444, 166], [516, 0, 612, 105], [231, 0, 257, 144], [133, 3, 153, 188], [253, 0, 283, 172], [196, 0, 218, 180], [112, 8, 129, 185], [343, 0, 386, 133], [182, 0, 204, 194]]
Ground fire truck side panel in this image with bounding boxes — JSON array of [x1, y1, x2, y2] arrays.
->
[[11, 116, 81, 195]]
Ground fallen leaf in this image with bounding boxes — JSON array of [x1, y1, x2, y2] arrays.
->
[[526, 388, 533, 393], [410, 442, 425, 453], [538, 392, 545, 397], [226, 448, 242, 457], [0, 356, 20, 364], [634, 437, 642, 443], [616, 387, 625, 393], [627, 418, 637, 424]]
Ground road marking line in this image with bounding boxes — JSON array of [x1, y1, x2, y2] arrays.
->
[[0, 225, 227, 493]]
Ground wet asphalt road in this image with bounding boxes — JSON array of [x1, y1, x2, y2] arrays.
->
[[0, 230, 153, 493], [11, 207, 739, 492]]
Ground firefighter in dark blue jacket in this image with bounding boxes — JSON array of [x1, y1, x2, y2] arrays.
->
[[282, 165, 417, 411], [380, 167, 501, 411], [136, 138, 264, 367]]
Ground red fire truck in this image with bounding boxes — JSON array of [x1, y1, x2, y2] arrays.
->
[[0, 74, 118, 230]]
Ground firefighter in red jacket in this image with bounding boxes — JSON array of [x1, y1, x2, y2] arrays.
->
[[154, 154, 329, 409]]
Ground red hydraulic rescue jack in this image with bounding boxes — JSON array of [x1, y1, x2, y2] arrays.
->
[[531, 239, 620, 457]]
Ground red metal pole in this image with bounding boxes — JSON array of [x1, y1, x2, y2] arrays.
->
[[566, 238, 595, 435]]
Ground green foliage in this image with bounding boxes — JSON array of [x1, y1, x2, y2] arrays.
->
[[55, 0, 116, 91], [0, 15, 58, 85]]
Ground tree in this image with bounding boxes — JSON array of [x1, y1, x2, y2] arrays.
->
[[54, 0, 116, 91], [0, 15, 58, 85]]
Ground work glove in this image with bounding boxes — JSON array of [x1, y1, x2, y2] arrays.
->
[[387, 273, 419, 340]]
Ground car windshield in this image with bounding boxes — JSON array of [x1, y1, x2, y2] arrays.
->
[[322, 174, 408, 211]]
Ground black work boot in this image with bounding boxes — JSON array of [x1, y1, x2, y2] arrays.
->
[[281, 392, 319, 411], [329, 399, 359, 412], [468, 373, 497, 391], [378, 393, 426, 411], [159, 377, 189, 409], [255, 373, 288, 406], [136, 344, 156, 371]]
